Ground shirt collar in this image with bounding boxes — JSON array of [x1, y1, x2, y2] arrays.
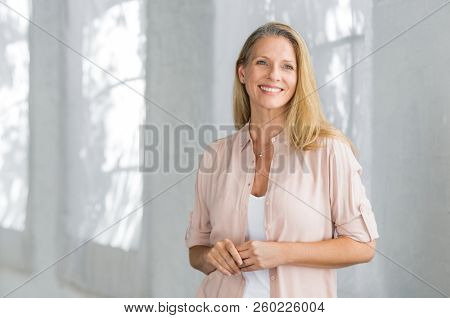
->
[[239, 121, 289, 152]]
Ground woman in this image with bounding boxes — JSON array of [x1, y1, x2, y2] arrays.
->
[[185, 21, 379, 298]]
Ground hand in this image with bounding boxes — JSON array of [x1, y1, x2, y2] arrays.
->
[[236, 240, 283, 272], [205, 239, 243, 276]]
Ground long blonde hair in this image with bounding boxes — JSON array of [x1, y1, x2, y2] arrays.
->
[[233, 21, 357, 155]]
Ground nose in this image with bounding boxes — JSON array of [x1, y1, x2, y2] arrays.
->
[[267, 64, 282, 82]]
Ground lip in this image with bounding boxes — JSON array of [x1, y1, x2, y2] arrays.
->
[[259, 84, 283, 89], [258, 85, 284, 95]]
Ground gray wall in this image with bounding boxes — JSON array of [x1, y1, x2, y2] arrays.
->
[[1, 0, 449, 298], [371, 0, 450, 297]]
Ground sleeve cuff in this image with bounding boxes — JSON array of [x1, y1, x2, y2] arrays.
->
[[335, 203, 380, 243], [185, 210, 211, 248], [185, 231, 211, 248]]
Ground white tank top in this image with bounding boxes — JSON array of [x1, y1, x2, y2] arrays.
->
[[242, 194, 270, 298]]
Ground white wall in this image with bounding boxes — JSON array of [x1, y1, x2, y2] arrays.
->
[[0, 0, 91, 297]]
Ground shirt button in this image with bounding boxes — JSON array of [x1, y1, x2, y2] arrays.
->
[[247, 183, 251, 186], [270, 275, 276, 281], [271, 137, 276, 143]]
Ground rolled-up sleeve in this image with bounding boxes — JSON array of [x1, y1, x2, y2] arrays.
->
[[185, 146, 214, 248], [329, 138, 380, 243]]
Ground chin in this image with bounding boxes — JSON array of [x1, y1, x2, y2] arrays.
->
[[257, 103, 286, 110]]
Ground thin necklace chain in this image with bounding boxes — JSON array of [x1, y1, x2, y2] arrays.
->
[[249, 119, 284, 158], [255, 143, 272, 158]]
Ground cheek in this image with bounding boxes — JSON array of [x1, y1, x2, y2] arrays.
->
[[287, 77, 297, 93], [247, 84, 259, 96], [289, 74, 298, 87]]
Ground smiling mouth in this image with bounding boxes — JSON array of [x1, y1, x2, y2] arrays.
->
[[258, 85, 283, 93]]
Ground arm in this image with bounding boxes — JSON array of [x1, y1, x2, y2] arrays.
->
[[279, 236, 376, 269], [190, 239, 246, 276], [189, 245, 215, 275], [237, 139, 380, 272]]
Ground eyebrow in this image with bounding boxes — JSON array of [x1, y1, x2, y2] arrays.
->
[[253, 55, 296, 64]]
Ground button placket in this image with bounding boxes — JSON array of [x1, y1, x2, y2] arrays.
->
[[242, 145, 255, 243], [247, 156, 254, 188], [269, 268, 278, 297], [264, 141, 278, 242]]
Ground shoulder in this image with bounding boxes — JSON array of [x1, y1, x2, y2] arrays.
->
[[198, 130, 238, 170], [202, 132, 235, 157], [320, 136, 362, 172], [328, 137, 362, 173], [322, 136, 352, 154]]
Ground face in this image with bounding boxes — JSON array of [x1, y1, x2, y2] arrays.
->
[[238, 36, 298, 111]]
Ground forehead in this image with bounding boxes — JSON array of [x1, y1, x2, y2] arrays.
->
[[250, 36, 296, 62]]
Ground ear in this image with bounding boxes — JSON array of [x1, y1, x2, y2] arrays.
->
[[237, 64, 246, 84]]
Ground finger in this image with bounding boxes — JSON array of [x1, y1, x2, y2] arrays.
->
[[225, 241, 244, 266], [240, 264, 258, 272], [218, 249, 240, 275], [239, 257, 255, 268], [213, 247, 235, 274], [210, 243, 235, 275], [238, 249, 251, 261], [209, 256, 232, 276], [236, 241, 250, 252]]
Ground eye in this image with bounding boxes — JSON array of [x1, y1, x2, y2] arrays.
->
[[284, 64, 294, 70], [256, 60, 267, 65]]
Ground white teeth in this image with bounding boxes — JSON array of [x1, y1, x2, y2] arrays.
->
[[259, 85, 282, 93]]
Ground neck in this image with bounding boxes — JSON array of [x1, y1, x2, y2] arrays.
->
[[249, 106, 286, 146]]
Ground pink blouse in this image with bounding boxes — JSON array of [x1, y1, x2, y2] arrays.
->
[[185, 121, 380, 297]]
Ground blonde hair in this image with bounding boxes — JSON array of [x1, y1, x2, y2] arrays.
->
[[233, 21, 357, 155]]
